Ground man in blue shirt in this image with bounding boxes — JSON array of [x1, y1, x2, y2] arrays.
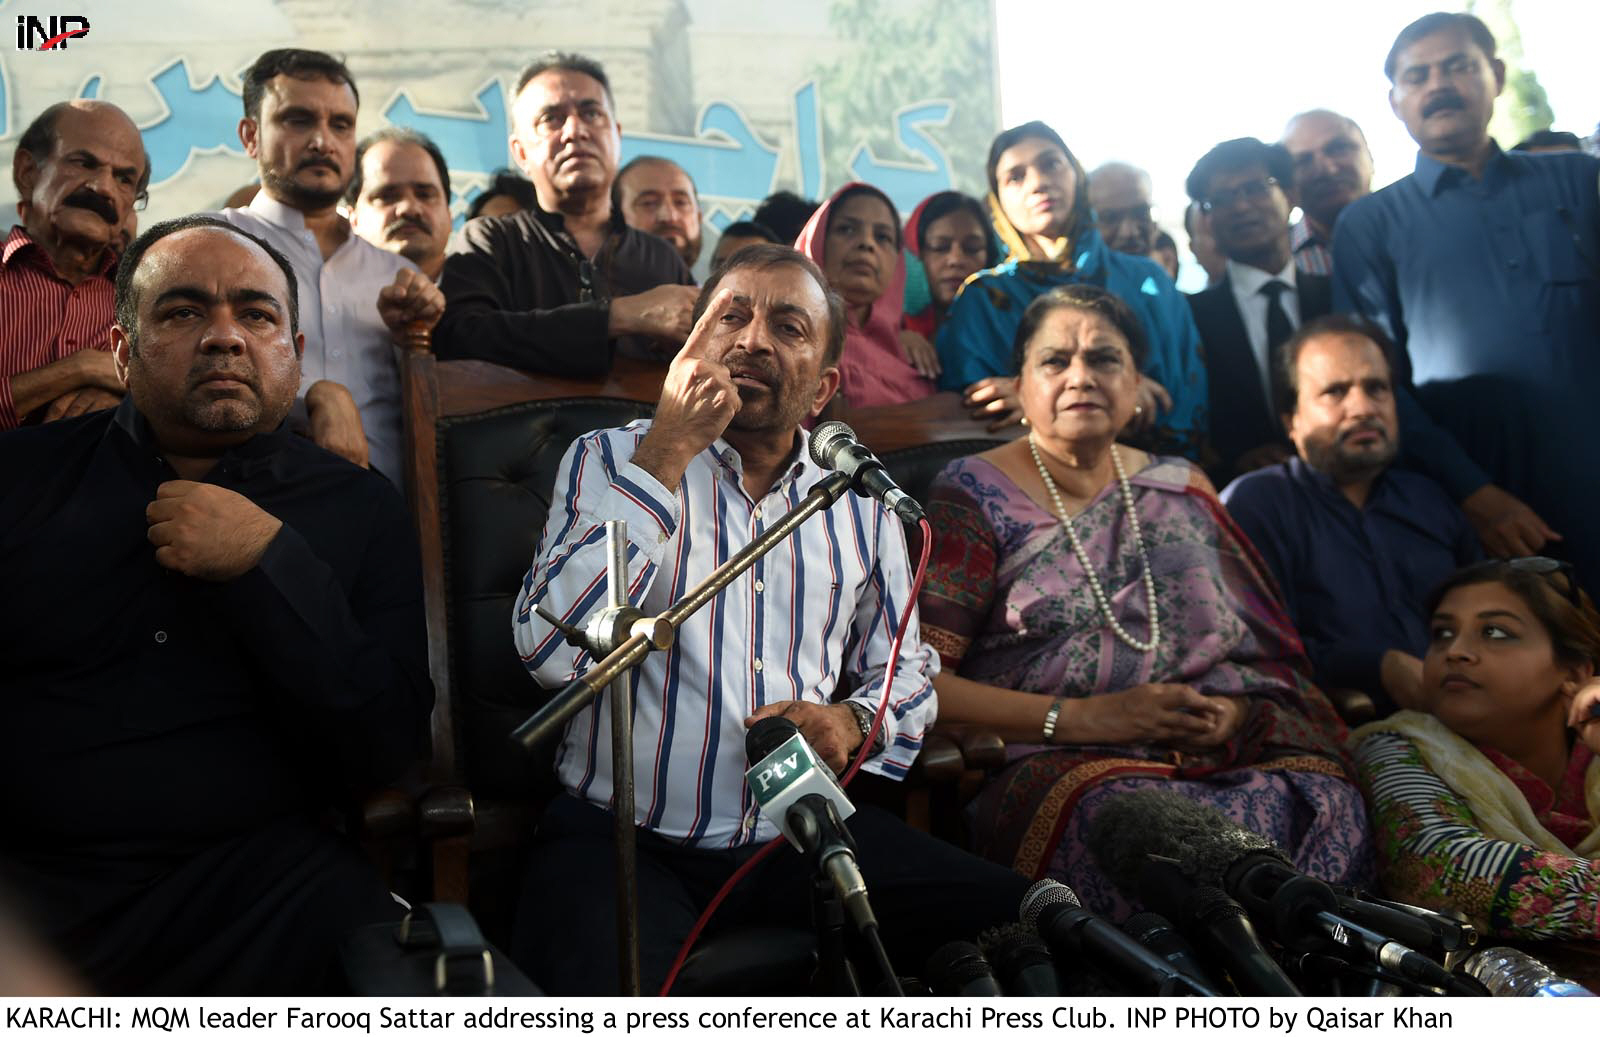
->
[[1223, 315, 1479, 715], [1331, 11, 1600, 584]]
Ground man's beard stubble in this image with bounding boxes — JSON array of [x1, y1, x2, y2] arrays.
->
[[262, 166, 346, 212]]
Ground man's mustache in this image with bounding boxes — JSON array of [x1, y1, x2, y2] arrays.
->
[[1339, 418, 1389, 444], [63, 188, 118, 224], [296, 156, 341, 175], [1422, 92, 1466, 118], [187, 359, 260, 392], [384, 215, 431, 238]]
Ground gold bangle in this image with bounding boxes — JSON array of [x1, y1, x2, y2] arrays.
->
[[1041, 697, 1065, 744]]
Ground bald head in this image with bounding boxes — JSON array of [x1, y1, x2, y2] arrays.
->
[[614, 155, 702, 266], [1281, 110, 1372, 232], [1088, 162, 1156, 257]]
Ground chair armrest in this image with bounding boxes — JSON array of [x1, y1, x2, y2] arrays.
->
[[418, 785, 476, 840], [1324, 687, 1378, 727], [357, 786, 416, 840]]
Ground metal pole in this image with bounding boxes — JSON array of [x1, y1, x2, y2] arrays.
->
[[605, 520, 642, 996]]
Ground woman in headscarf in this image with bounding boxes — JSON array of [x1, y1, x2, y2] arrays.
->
[[936, 122, 1208, 458], [903, 190, 999, 359], [795, 183, 936, 408]]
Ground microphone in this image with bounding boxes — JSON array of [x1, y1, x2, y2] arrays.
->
[[809, 420, 926, 524], [745, 717, 874, 931], [1329, 892, 1477, 955], [1122, 912, 1221, 993], [1137, 857, 1302, 996], [1020, 879, 1220, 996], [979, 923, 1062, 996], [1089, 789, 1482, 996], [925, 941, 1003, 996]]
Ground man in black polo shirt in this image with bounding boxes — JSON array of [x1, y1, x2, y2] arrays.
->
[[436, 51, 696, 373], [0, 215, 432, 993]]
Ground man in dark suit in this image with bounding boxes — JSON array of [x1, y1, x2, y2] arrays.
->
[[1185, 138, 1331, 482]]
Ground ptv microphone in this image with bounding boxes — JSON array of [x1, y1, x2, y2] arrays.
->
[[925, 941, 1003, 996], [745, 716, 875, 931], [1020, 880, 1221, 996], [979, 923, 1062, 996], [809, 420, 926, 525]]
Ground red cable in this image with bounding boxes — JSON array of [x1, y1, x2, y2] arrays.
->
[[656, 517, 935, 995]]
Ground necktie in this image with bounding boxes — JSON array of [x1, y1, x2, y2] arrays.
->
[[1259, 280, 1295, 412]]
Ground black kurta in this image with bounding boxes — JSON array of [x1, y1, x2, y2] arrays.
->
[[0, 399, 433, 993], [435, 205, 693, 374]]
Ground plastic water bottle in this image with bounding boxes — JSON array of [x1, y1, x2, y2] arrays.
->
[[1461, 947, 1596, 996]]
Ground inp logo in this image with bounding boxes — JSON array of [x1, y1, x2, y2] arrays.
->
[[15, 15, 90, 51]]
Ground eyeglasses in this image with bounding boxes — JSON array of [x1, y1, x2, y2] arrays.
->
[[1463, 556, 1585, 608], [1201, 177, 1279, 212]]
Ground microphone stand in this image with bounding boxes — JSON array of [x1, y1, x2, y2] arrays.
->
[[509, 470, 854, 996]]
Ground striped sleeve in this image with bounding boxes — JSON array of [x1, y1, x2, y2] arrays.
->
[[513, 425, 680, 684], [1355, 731, 1600, 941]]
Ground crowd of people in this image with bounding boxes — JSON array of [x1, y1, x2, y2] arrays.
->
[[2, 9, 1598, 996]]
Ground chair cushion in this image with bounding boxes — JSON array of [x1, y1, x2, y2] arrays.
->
[[879, 439, 999, 512]]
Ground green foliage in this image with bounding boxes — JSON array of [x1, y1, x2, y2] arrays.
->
[[814, 0, 1000, 198], [1468, 0, 1556, 146]]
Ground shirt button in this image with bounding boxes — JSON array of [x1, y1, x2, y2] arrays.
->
[[154, 630, 168, 644], [754, 579, 765, 592], [753, 659, 763, 672]]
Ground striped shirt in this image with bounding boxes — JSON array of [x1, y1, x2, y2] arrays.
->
[[0, 226, 117, 429], [217, 195, 413, 482], [1289, 218, 1333, 277], [514, 420, 939, 849]]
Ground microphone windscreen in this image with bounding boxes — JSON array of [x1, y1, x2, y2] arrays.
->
[[808, 420, 854, 469], [925, 941, 998, 995], [745, 715, 799, 763], [1019, 878, 1080, 929], [979, 923, 1059, 994], [1085, 788, 1288, 892]]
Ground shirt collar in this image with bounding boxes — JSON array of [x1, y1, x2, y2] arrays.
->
[[1227, 256, 1297, 296], [109, 395, 296, 478], [1413, 141, 1510, 197], [1289, 217, 1322, 253], [246, 190, 311, 232], [1288, 453, 1393, 507], [2, 224, 117, 278], [709, 427, 817, 491]]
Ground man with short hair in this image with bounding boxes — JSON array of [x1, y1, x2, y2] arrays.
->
[[511, 243, 1029, 995], [1222, 316, 1479, 715], [436, 51, 696, 374], [708, 219, 780, 276], [1333, 11, 1600, 582], [1186, 138, 1331, 481], [614, 155, 702, 270], [219, 48, 444, 483], [0, 215, 431, 993], [1280, 109, 1373, 275], [3, 100, 147, 429], [348, 127, 452, 280], [1087, 161, 1158, 260]]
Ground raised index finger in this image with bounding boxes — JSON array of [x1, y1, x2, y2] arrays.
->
[[678, 288, 735, 361]]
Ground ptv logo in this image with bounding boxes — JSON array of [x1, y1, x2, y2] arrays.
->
[[15, 15, 90, 51]]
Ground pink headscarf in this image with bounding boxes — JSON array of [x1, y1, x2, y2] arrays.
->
[[794, 183, 935, 409]]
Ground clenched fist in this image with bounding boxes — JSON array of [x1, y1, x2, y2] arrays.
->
[[145, 481, 283, 580], [377, 267, 446, 338]]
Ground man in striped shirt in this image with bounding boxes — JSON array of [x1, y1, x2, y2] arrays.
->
[[2, 100, 147, 430], [511, 243, 1029, 994], [1281, 110, 1373, 277]]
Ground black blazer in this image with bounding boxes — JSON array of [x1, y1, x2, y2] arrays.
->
[[1188, 271, 1331, 481]]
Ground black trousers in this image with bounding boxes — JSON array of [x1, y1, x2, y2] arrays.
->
[[512, 793, 1032, 995], [6, 818, 401, 994]]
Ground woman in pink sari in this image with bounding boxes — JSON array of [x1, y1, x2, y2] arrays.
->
[[795, 183, 936, 408]]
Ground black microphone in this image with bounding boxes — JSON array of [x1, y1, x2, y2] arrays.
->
[[1020, 879, 1220, 996], [1122, 912, 1221, 993], [1137, 857, 1302, 996], [1089, 789, 1483, 996], [979, 923, 1062, 996], [1329, 891, 1477, 955], [809, 420, 926, 524], [925, 941, 1003, 996]]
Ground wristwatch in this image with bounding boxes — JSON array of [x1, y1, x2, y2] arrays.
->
[[845, 700, 886, 758]]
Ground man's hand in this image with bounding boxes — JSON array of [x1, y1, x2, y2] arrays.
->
[[744, 700, 864, 775], [609, 284, 698, 343], [1065, 683, 1225, 745], [1234, 442, 1296, 474], [377, 267, 446, 338], [1380, 649, 1426, 711], [146, 481, 284, 581], [1461, 483, 1560, 557], [628, 289, 741, 488], [73, 348, 126, 392], [1567, 679, 1600, 755], [899, 329, 941, 380], [305, 380, 370, 468], [1126, 378, 1173, 434], [963, 376, 1023, 432], [42, 386, 121, 422]]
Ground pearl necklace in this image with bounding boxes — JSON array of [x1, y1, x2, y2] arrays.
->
[[1027, 435, 1161, 653]]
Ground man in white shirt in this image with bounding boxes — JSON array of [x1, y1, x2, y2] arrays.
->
[[1184, 138, 1331, 482], [219, 49, 443, 483], [511, 244, 1029, 994]]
